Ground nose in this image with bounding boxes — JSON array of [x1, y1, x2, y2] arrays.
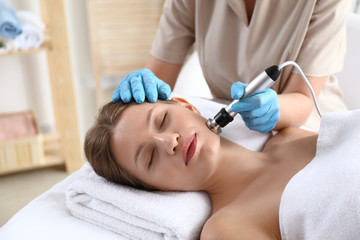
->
[[153, 132, 179, 155]]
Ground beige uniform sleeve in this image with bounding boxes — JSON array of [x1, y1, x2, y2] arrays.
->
[[295, 0, 351, 77], [150, 0, 195, 64]]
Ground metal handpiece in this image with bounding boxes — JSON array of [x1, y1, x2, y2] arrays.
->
[[207, 65, 281, 135]]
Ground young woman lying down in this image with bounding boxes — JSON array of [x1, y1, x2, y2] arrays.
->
[[84, 97, 360, 240]]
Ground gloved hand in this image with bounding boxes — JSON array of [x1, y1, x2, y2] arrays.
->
[[230, 82, 280, 133], [112, 68, 171, 103]]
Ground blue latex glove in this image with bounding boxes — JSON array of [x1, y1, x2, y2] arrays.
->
[[230, 82, 280, 133], [112, 68, 171, 103]]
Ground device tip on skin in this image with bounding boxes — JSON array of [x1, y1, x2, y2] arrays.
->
[[206, 118, 222, 135]]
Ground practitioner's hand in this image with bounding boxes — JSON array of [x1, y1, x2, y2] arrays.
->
[[112, 68, 171, 103], [230, 82, 280, 133]]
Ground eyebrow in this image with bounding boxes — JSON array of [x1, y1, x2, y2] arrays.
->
[[135, 106, 155, 167]]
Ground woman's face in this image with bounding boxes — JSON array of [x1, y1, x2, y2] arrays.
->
[[110, 99, 221, 191]]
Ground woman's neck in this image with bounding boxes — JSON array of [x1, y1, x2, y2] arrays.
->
[[205, 136, 274, 213], [205, 128, 318, 213]]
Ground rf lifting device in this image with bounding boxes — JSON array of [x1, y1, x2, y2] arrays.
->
[[207, 61, 322, 135]]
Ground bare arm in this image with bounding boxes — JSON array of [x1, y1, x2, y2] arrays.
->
[[274, 73, 327, 130], [145, 55, 183, 90]]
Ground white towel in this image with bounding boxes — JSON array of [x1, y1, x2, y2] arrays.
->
[[66, 165, 211, 240], [280, 109, 360, 240], [13, 10, 44, 50]]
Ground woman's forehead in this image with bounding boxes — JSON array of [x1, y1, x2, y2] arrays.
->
[[110, 106, 147, 168], [113, 103, 149, 134]]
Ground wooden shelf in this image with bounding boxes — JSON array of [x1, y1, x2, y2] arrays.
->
[[0, 43, 49, 57], [0, 0, 84, 175], [0, 31, 51, 57]]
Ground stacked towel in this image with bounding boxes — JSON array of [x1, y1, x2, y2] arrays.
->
[[0, 1, 22, 39], [0, 2, 44, 52], [66, 166, 211, 240], [279, 109, 360, 240], [13, 10, 45, 50]]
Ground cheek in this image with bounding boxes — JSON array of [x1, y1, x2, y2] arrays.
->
[[149, 159, 195, 190], [149, 172, 184, 191], [198, 123, 221, 157]]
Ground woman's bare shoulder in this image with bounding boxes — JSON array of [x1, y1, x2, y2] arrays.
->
[[263, 127, 317, 152], [200, 211, 277, 240]]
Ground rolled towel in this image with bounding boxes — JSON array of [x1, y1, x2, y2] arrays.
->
[[13, 10, 44, 50], [16, 10, 45, 30], [66, 168, 211, 240], [0, 1, 22, 39]]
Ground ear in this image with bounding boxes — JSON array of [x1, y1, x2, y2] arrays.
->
[[171, 97, 201, 114]]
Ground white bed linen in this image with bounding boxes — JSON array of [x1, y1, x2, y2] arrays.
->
[[280, 110, 360, 239], [0, 96, 271, 239]]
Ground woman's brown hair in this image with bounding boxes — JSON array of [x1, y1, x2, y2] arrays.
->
[[84, 101, 155, 190]]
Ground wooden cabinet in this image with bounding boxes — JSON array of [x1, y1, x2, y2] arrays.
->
[[0, 0, 83, 175]]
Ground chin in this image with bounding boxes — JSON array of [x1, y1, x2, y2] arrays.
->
[[198, 134, 220, 166]]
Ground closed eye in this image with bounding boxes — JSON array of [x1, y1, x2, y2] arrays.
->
[[148, 148, 155, 169], [159, 112, 168, 129]]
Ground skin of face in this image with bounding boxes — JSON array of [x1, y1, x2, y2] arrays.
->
[[110, 98, 222, 191]]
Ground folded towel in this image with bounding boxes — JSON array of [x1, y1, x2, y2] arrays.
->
[[13, 10, 44, 50], [280, 109, 360, 240], [66, 165, 211, 240], [0, 1, 22, 39]]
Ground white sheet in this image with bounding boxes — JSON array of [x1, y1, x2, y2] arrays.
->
[[0, 163, 123, 240], [0, 96, 271, 239], [280, 110, 360, 239]]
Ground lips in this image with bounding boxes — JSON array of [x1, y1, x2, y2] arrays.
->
[[182, 134, 197, 165]]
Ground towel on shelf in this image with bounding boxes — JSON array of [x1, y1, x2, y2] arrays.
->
[[66, 165, 211, 240], [280, 109, 360, 240], [13, 10, 45, 50], [0, 1, 22, 39]]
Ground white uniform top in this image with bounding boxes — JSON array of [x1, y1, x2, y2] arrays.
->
[[151, 0, 351, 129]]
